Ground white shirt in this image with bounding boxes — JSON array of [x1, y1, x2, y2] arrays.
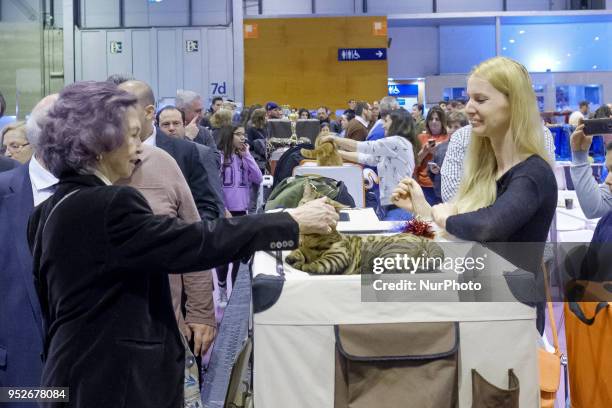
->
[[357, 136, 415, 206], [568, 111, 584, 127], [143, 125, 157, 147], [93, 170, 112, 186], [355, 115, 369, 129], [29, 156, 59, 206]]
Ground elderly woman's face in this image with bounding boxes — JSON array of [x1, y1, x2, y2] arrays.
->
[[98, 106, 142, 183], [465, 75, 510, 138], [2, 128, 32, 164]]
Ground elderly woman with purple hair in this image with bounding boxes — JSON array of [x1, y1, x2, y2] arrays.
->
[[27, 81, 337, 408]]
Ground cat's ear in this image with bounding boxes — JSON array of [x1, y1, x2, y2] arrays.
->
[[301, 182, 316, 202]]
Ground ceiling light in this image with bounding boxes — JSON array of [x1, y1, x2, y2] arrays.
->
[[509, 39, 515, 43]]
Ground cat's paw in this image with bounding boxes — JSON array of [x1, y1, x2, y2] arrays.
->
[[300, 262, 325, 274], [285, 250, 305, 265]]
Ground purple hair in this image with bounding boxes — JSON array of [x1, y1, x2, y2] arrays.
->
[[37, 81, 138, 177]]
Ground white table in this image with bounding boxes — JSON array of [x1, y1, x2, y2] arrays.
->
[[555, 190, 598, 242], [252, 219, 539, 408]]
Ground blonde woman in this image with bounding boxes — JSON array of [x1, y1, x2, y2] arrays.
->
[[1, 121, 32, 163], [393, 56, 557, 244]]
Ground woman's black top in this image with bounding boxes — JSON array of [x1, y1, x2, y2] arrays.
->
[[446, 155, 557, 244]]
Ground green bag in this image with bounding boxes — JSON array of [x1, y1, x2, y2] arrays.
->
[[264, 175, 344, 211]]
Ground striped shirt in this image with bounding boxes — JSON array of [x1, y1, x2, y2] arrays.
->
[[440, 125, 556, 202]]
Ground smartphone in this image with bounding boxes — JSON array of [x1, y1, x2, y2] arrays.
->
[[583, 118, 612, 135], [428, 139, 436, 147], [427, 161, 440, 174]]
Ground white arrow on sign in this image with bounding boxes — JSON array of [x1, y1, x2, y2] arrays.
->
[[376, 50, 383, 58]]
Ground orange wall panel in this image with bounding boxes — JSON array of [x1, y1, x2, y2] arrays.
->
[[244, 16, 388, 114]]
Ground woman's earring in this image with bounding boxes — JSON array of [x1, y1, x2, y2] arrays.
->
[[96, 154, 103, 161]]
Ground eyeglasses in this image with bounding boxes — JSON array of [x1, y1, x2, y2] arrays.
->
[[1, 142, 30, 155], [234, 132, 246, 136]]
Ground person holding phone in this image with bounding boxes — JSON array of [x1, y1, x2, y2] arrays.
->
[[569, 116, 612, 219], [414, 106, 449, 205], [216, 124, 263, 302], [427, 111, 469, 202]]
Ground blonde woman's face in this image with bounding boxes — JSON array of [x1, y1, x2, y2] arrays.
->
[[465, 75, 510, 138], [2, 128, 32, 163]]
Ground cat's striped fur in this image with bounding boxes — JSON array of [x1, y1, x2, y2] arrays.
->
[[286, 232, 443, 275], [285, 183, 444, 275]]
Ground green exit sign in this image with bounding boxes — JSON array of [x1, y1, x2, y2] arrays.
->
[[110, 41, 123, 54]]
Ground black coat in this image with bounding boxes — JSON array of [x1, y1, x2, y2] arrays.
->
[[155, 129, 221, 220], [0, 164, 44, 404], [28, 174, 298, 408], [0, 156, 18, 173], [193, 142, 225, 216]]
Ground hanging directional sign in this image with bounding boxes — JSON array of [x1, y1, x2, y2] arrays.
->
[[337, 48, 387, 62], [388, 84, 419, 96]]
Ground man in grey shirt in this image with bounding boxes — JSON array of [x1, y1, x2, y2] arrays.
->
[[569, 123, 612, 218], [441, 124, 556, 202]]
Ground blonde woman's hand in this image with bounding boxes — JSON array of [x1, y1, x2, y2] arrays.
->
[[570, 123, 593, 152], [286, 197, 339, 234], [391, 178, 432, 218], [431, 203, 458, 230]]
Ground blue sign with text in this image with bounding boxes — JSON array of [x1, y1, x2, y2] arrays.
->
[[338, 48, 387, 61], [388, 84, 418, 96]]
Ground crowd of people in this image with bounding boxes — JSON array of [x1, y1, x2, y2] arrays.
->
[[0, 55, 611, 407]]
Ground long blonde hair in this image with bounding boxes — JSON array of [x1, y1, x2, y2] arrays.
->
[[455, 57, 550, 213]]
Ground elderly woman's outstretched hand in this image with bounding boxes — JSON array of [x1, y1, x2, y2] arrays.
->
[[391, 178, 432, 219], [287, 197, 339, 234]]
